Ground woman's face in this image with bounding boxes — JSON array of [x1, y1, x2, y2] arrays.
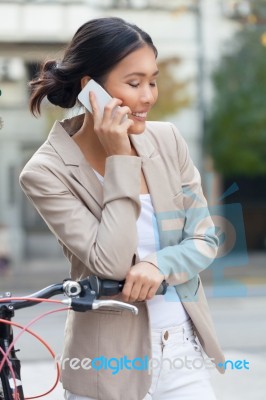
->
[[103, 45, 159, 134]]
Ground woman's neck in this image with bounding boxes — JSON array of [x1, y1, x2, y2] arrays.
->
[[72, 112, 107, 158]]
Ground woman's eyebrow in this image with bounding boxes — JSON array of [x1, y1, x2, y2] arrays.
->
[[124, 70, 159, 78]]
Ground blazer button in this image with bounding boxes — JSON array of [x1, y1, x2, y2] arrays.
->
[[163, 330, 169, 340]]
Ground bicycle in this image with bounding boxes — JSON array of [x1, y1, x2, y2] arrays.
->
[[0, 275, 168, 400]]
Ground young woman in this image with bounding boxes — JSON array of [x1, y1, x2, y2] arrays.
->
[[20, 17, 225, 400]]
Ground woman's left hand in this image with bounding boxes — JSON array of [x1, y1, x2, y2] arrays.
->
[[122, 262, 165, 302]]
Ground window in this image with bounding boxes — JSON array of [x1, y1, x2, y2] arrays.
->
[[0, 58, 26, 107]]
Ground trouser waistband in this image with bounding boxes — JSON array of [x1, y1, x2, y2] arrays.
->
[[150, 318, 196, 345]]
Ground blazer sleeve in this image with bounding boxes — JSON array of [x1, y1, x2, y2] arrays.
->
[[142, 123, 219, 286], [19, 155, 142, 281]]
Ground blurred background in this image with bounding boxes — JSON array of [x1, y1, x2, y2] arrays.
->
[[0, 0, 265, 399]]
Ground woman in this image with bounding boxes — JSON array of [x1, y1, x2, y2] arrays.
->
[[20, 17, 225, 400]]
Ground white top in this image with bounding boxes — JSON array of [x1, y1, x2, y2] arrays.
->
[[93, 169, 189, 329]]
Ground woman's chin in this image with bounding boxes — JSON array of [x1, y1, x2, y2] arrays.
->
[[128, 120, 146, 135]]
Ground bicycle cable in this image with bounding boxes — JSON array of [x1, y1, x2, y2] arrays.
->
[[0, 318, 63, 399], [0, 345, 18, 398], [0, 301, 69, 399]]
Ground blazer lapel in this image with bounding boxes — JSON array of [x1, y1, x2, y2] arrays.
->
[[48, 117, 104, 214]]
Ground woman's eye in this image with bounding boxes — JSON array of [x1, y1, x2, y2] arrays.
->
[[129, 82, 139, 88], [128, 81, 157, 88]]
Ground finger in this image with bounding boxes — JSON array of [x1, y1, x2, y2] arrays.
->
[[147, 280, 163, 299], [122, 279, 134, 302], [112, 106, 131, 125], [145, 286, 157, 300], [122, 117, 134, 131], [102, 98, 122, 123], [137, 285, 152, 301], [128, 282, 143, 303], [89, 91, 101, 123]]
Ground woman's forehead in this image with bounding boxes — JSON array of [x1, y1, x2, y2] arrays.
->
[[111, 47, 158, 77]]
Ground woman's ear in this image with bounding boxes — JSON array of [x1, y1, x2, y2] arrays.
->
[[80, 76, 90, 89]]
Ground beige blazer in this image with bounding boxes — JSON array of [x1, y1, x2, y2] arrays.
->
[[20, 114, 225, 400]]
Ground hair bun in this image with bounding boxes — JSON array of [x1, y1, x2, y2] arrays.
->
[[43, 59, 58, 73], [40, 59, 77, 108], [47, 84, 76, 108]]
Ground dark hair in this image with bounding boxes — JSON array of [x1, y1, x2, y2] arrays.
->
[[29, 17, 157, 116]]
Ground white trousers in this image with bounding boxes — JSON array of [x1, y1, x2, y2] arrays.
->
[[64, 319, 217, 400]]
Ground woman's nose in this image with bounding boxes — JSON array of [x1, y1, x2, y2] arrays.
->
[[140, 87, 155, 104]]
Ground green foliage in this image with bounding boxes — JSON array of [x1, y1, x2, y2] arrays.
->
[[251, 0, 266, 19], [206, 6, 266, 177], [149, 57, 191, 121]]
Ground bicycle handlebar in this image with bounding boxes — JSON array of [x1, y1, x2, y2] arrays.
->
[[85, 276, 168, 297], [0, 276, 169, 316]]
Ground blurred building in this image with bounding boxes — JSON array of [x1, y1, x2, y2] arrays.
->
[[0, 0, 241, 263]]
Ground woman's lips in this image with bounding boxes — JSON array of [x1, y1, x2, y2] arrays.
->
[[131, 112, 148, 121]]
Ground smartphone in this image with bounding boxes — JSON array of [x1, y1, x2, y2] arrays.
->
[[78, 79, 112, 116], [78, 79, 127, 122]]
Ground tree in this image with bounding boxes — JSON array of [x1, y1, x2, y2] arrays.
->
[[205, 0, 266, 177]]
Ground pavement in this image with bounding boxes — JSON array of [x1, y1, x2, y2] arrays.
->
[[0, 252, 265, 399]]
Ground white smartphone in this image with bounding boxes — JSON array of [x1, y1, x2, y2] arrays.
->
[[78, 79, 112, 116], [78, 79, 127, 122]]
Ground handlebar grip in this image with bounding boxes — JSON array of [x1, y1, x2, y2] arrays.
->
[[97, 278, 168, 297], [156, 280, 168, 295], [99, 279, 122, 296]]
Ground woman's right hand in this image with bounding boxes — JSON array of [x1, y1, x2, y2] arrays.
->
[[89, 91, 134, 156]]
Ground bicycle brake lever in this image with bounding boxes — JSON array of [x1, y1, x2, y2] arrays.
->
[[62, 297, 138, 315], [92, 300, 138, 315], [62, 291, 96, 312]]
